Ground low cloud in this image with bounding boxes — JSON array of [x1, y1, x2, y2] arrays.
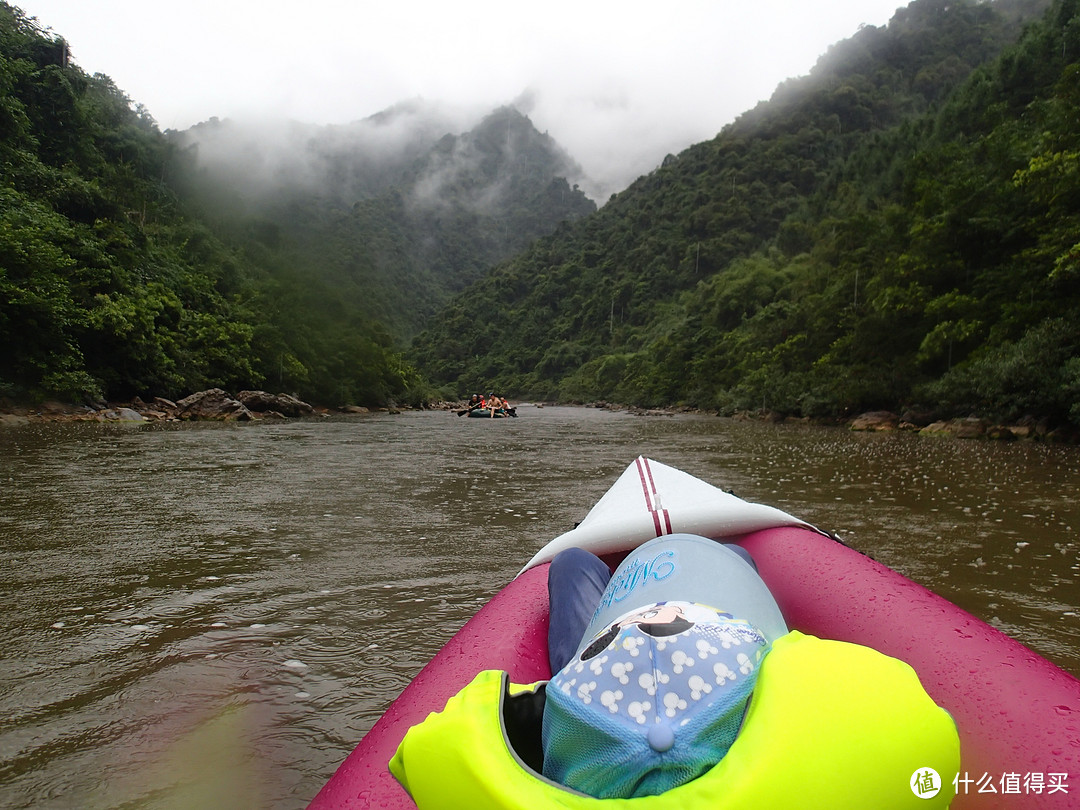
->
[[22, 0, 906, 200]]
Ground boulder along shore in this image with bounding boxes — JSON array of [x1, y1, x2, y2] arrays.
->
[[3, 389, 343, 423]]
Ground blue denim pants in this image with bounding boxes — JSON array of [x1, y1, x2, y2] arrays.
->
[[546, 543, 759, 673]]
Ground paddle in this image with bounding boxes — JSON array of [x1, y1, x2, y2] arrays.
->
[[457, 400, 484, 416]]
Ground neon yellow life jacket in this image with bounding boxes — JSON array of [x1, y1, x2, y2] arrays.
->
[[390, 631, 960, 809]]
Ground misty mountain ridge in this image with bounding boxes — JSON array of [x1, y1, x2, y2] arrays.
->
[[168, 103, 595, 339], [409, 106, 588, 215], [169, 101, 590, 213]]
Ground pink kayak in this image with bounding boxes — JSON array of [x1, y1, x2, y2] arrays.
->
[[309, 457, 1080, 809]]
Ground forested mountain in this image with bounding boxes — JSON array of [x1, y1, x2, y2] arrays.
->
[[0, 2, 592, 407], [6, 0, 1077, 423], [1, 4, 269, 404], [168, 104, 594, 339], [411, 0, 1080, 428]]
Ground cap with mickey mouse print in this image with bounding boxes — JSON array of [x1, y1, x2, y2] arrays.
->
[[541, 534, 783, 799]]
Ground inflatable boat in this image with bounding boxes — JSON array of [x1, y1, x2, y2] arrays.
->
[[466, 408, 512, 418], [308, 457, 1080, 809]]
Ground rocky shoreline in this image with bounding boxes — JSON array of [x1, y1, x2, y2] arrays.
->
[[583, 401, 1078, 443], [844, 409, 1077, 442], [2, 393, 1074, 442], [0, 388, 410, 424]]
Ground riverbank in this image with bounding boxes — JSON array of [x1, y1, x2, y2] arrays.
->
[[0, 388, 431, 425], [579, 401, 1080, 443], [3, 392, 1076, 443]]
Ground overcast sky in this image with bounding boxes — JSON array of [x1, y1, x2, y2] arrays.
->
[[16, 0, 907, 198]]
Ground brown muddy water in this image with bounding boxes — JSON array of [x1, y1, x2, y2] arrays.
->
[[0, 406, 1077, 808]]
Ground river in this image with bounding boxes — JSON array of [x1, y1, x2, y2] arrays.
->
[[1, 406, 1077, 809]]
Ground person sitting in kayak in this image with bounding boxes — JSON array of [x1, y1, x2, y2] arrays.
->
[[541, 534, 781, 798], [389, 532, 960, 807]]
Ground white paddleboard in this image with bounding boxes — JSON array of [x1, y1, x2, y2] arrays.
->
[[519, 456, 816, 574]]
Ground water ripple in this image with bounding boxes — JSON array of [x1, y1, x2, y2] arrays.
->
[[1, 410, 1077, 809]]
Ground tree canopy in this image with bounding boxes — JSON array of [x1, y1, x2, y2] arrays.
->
[[0, 4, 591, 406], [5, 0, 1078, 426], [411, 0, 1080, 428]]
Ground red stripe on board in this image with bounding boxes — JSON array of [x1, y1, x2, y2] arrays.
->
[[635, 457, 654, 508], [636, 457, 672, 537], [636, 457, 662, 536], [641, 456, 656, 494]]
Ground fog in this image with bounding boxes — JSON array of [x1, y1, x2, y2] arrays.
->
[[171, 104, 586, 223], [169, 101, 480, 199], [16, 0, 907, 200]]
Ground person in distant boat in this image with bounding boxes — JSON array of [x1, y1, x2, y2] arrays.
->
[[467, 394, 482, 411]]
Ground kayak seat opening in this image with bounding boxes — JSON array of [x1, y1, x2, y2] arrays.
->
[[502, 681, 547, 774]]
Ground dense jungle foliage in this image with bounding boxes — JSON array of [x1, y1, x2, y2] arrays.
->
[[412, 0, 1080, 428], [0, 3, 592, 406]]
